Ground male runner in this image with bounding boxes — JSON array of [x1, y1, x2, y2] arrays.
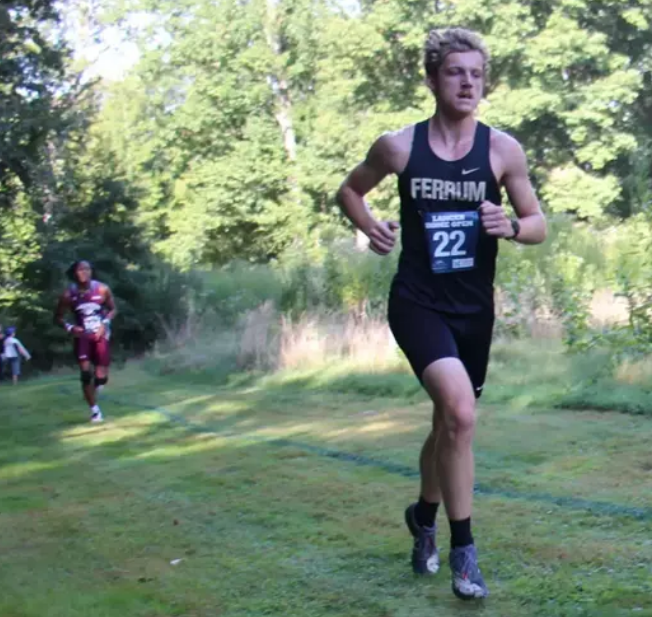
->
[[54, 260, 117, 423], [336, 28, 546, 600]]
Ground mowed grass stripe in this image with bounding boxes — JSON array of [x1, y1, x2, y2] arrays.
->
[[2, 411, 650, 617], [1, 375, 651, 616], [60, 383, 652, 522]]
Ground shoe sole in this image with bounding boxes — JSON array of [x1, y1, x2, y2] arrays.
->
[[452, 581, 489, 601], [452, 587, 488, 601]]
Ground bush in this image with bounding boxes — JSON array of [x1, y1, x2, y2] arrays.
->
[[198, 262, 284, 326], [278, 238, 398, 318]]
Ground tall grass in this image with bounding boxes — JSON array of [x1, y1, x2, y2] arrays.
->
[[150, 301, 405, 377], [144, 226, 652, 414], [241, 309, 402, 372]]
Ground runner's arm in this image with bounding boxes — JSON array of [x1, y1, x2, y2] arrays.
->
[[54, 292, 72, 330], [501, 139, 547, 245], [102, 286, 117, 322], [54, 291, 81, 335], [336, 135, 402, 255]]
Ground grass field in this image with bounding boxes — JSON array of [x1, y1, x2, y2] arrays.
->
[[1, 360, 652, 617]]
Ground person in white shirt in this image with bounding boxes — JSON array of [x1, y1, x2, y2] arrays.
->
[[0, 324, 4, 382], [2, 327, 31, 385]]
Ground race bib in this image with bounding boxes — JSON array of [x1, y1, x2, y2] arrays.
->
[[83, 315, 102, 333], [424, 211, 480, 274]]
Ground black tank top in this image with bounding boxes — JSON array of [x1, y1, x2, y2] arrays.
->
[[391, 120, 501, 315]]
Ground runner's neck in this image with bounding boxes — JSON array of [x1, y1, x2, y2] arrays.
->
[[430, 114, 477, 148]]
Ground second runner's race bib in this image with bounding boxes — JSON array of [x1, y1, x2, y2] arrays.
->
[[424, 211, 480, 274], [83, 315, 102, 333]]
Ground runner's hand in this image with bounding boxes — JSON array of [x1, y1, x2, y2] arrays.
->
[[479, 202, 513, 238], [93, 324, 106, 341], [71, 326, 84, 338], [364, 220, 400, 255]]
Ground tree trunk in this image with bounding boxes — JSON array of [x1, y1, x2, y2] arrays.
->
[[265, 0, 297, 163]]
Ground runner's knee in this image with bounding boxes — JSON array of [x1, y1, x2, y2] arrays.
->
[[94, 376, 108, 388], [440, 401, 476, 442], [80, 370, 93, 385]]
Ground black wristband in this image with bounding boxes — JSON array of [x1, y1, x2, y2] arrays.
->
[[509, 218, 521, 241]]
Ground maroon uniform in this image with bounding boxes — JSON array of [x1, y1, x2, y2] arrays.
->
[[70, 281, 111, 366]]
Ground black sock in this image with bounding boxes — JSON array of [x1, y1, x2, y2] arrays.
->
[[414, 497, 439, 528], [449, 517, 473, 548]]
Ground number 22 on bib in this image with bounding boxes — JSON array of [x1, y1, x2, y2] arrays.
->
[[424, 211, 480, 274]]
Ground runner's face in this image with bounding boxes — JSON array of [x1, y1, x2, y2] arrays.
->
[[432, 51, 484, 117], [75, 262, 92, 285]]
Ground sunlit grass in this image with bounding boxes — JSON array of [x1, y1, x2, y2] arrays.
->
[[1, 351, 651, 616], [0, 460, 62, 480]]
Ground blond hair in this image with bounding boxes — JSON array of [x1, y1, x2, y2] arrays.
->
[[424, 28, 490, 80]]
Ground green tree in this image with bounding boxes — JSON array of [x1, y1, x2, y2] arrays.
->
[[0, 1, 71, 307], [0, 1, 195, 369], [97, 0, 652, 266], [95, 0, 321, 267]]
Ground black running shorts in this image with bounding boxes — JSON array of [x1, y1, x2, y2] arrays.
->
[[388, 294, 494, 398]]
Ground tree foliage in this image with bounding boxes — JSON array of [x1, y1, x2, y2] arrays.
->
[[2, 0, 652, 368], [0, 1, 194, 369], [95, 0, 652, 267]]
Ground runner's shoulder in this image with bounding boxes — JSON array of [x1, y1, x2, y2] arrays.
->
[[95, 281, 112, 297], [378, 124, 415, 152], [370, 125, 415, 174], [489, 127, 526, 160]]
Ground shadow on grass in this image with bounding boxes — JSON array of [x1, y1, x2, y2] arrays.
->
[[20, 376, 647, 522], [3, 358, 652, 526]]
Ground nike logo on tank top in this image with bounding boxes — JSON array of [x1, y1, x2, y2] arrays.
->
[[392, 120, 501, 314]]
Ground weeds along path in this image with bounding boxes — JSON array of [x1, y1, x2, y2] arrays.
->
[[1, 372, 651, 617]]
